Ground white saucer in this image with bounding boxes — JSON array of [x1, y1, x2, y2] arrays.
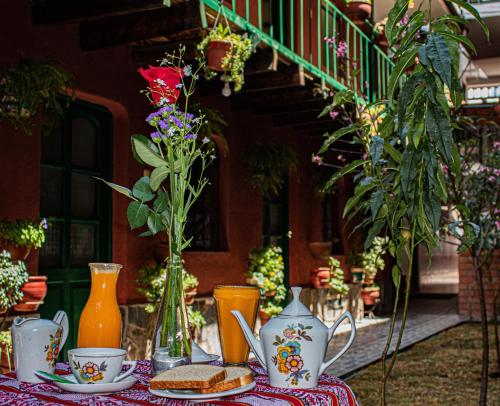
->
[[51, 374, 137, 394], [149, 381, 256, 400], [191, 342, 219, 364]]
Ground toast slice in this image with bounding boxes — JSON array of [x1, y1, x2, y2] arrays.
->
[[150, 365, 227, 390], [197, 367, 254, 394]]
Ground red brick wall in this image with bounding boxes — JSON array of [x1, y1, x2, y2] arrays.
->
[[458, 251, 500, 320]]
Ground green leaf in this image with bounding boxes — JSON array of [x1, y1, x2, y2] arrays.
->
[[131, 134, 166, 167], [426, 103, 453, 165], [147, 212, 164, 235], [364, 220, 385, 250], [447, 0, 489, 41], [130, 134, 159, 165], [343, 183, 376, 218], [424, 192, 441, 232], [369, 136, 384, 166], [153, 191, 169, 213], [397, 72, 425, 128], [318, 125, 359, 154], [150, 166, 168, 191], [370, 190, 384, 221], [386, 0, 409, 45], [127, 201, 149, 229], [391, 265, 401, 288], [323, 160, 366, 191], [434, 30, 476, 55], [397, 11, 425, 55], [132, 176, 154, 202], [388, 46, 419, 102], [425, 34, 452, 88], [383, 142, 402, 164], [96, 178, 136, 200], [400, 145, 420, 199]]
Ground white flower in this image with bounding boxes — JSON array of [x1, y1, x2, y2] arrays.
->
[[155, 78, 166, 86], [202, 137, 210, 144]]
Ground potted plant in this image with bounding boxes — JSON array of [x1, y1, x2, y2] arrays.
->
[[0, 331, 13, 372], [328, 257, 349, 296], [344, 0, 372, 24], [183, 270, 199, 305], [361, 236, 388, 285], [13, 274, 48, 313], [247, 245, 286, 324], [187, 306, 206, 339], [197, 24, 253, 92], [0, 250, 29, 321], [0, 58, 73, 134], [245, 144, 299, 198], [0, 218, 48, 261], [361, 284, 380, 306]]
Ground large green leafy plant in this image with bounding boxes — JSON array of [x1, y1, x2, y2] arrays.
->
[[317, 0, 488, 403], [0, 250, 28, 312], [0, 58, 72, 134], [0, 218, 48, 249]]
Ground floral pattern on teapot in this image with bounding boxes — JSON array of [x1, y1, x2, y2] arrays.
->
[[44, 327, 63, 368], [271, 323, 312, 385]]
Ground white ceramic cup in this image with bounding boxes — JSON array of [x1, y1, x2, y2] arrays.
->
[[67, 348, 136, 384]]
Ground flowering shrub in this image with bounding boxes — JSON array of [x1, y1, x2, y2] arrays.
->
[[0, 218, 48, 249], [247, 245, 287, 316], [327, 257, 349, 295], [0, 250, 28, 311], [361, 236, 388, 279]]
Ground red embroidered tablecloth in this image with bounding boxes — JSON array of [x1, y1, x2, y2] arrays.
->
[[0, 361, 358, 405]]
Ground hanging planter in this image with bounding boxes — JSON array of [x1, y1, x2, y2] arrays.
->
[[308, 242, 332, 259], [197, 4, 253, 94]]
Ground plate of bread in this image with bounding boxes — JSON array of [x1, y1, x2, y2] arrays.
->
[[149, 364, 255, 400]]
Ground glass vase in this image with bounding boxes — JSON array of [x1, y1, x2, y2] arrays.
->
[[151, 256, 191, 375]]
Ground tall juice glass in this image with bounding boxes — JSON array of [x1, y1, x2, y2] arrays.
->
[[77, 263, 122, 348], [213, 286, 260, 365]]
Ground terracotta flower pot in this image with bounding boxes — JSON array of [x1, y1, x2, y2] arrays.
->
[[207, 40, 232, 72], [14, 275, 48, 313], [0, 241, 31, 261], [259, 309, 271, 326], [345, 1, 372, 24], [363, 275, 375, 285], [361, 288, 380, 306], [308, 242, 332, 259], [310, 267, 331, 289], [184, 287, 197, 305]]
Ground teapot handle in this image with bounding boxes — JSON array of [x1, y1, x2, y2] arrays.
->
[[53, 311, 69, 349], [319, 311, 356, 375]]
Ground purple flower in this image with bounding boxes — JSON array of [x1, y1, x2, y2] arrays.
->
[[488, 176, 496, 182], [170, 116, 183, 128], [336, 40, 347, 58], [442, 165, 448, 174], [146, 112, 160, 124], [184, 133, 197, 140], [159, 120, 169, 130], [329, 111, 339, 120], [324, 35, 336, 48], [40, 218, 48, 230], [399, 13, 409, 26], [311, 155, 323, 165], [150, 131, 162, 142]]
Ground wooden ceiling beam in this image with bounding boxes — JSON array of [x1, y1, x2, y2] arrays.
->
[[79, 1, 201, 51]]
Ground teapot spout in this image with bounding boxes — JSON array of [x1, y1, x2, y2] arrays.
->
[[231, 310, 266, 369]]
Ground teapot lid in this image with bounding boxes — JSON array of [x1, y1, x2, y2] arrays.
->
[[280, 287, 312, 317]]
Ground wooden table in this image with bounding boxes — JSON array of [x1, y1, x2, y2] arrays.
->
[[0, 361, 358, 405]]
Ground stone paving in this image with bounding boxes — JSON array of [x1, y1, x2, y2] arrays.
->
[[325, 297, 465, 379]]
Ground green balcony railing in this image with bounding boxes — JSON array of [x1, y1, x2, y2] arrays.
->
[[200, 0, 394, 101]]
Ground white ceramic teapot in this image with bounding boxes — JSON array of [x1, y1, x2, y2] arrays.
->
[[232, 286, 355, 389], [12, 310, 69, 383]]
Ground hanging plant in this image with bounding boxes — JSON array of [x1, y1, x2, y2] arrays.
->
[[0, 58, 73, 134], [197, 23, 253, 93], [246, 143, 299, 198]]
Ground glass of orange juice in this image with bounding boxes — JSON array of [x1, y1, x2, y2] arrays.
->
[[213, 285, 260, 365], [77, 263, 122, 348]]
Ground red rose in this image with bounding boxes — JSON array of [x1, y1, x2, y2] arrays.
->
[[138, 66, 183, 105]]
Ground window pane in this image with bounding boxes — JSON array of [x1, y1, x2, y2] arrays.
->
[[41, 121, 63, 163], [70, 223, 95, 266], [39, 222, 62, 267], [40, 167, 63, 216], [71, 116, 97, 168], [71, 173, 96, 218]]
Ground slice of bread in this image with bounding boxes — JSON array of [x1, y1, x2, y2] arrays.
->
[[197, 367, 254, 394], [150, 365, 227, 390]]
